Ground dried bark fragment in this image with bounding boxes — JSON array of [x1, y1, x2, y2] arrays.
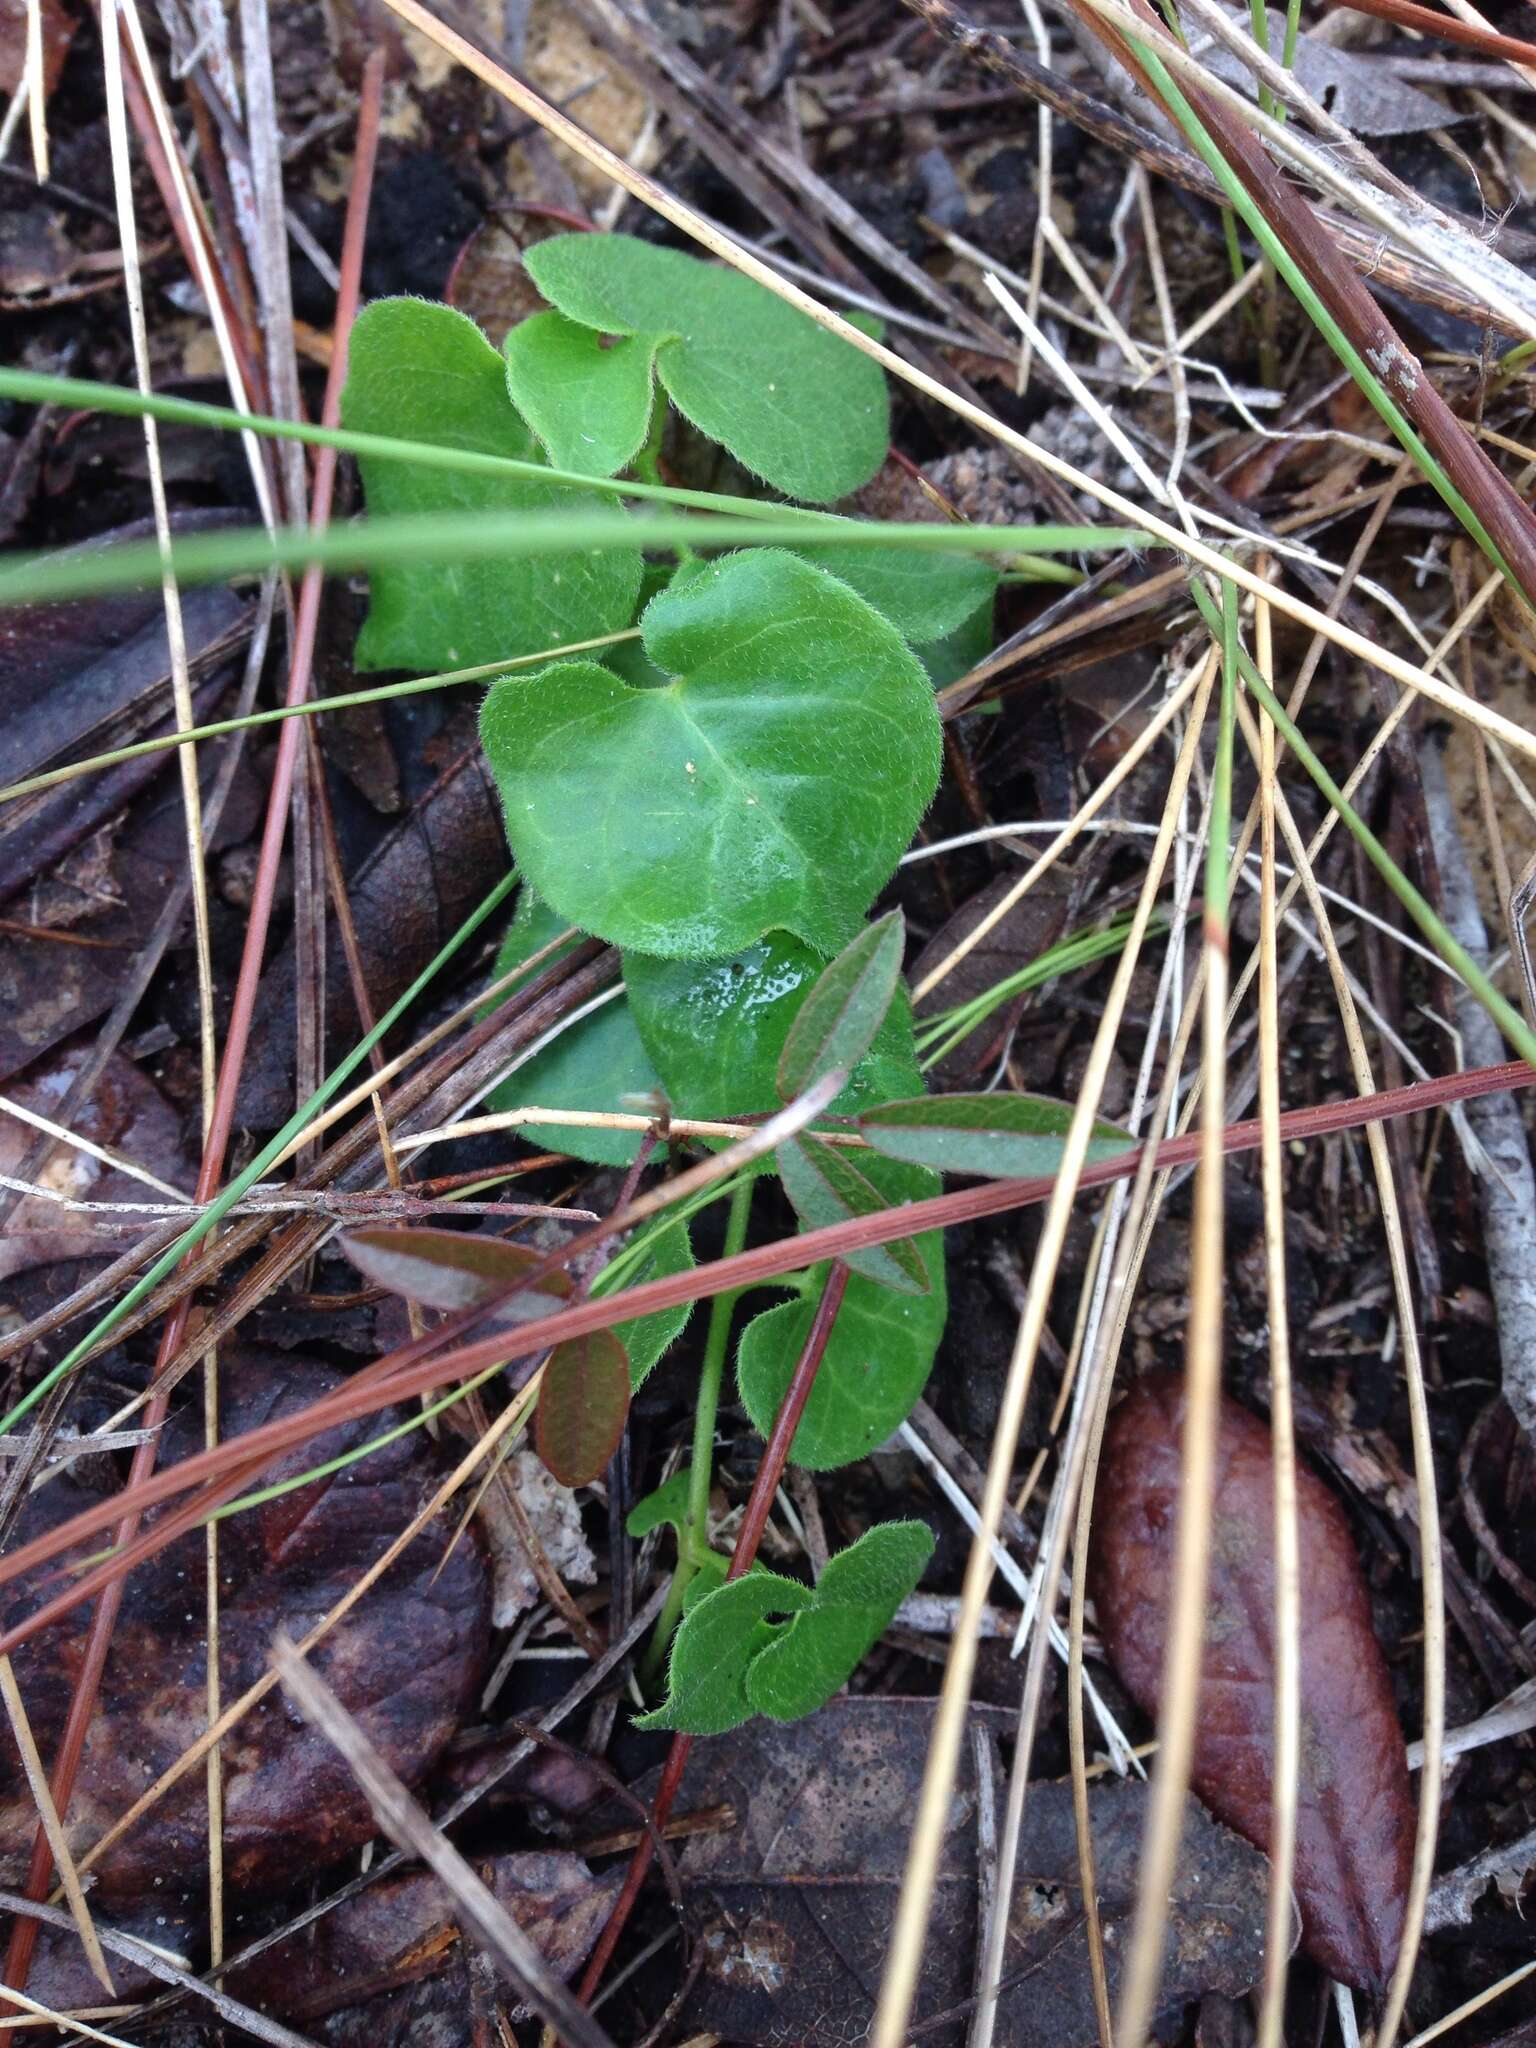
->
[[1089, 1372, 1415, 1989]]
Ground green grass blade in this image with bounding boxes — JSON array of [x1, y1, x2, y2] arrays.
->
[[0, 511, 1148, 608]]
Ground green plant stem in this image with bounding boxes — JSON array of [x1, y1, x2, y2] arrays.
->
[[580, 1257, 850, 2007], [0, 634, 641, 808], [1126, 33, 1511, 585], [1188, 579, 1536, 1070], [0, 510, 1135, 608], [642, 1173, 755, 1681]]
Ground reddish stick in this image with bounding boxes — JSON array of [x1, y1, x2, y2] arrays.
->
[[574, 1262, 853, 2006], [1330, 0, 1536, 65], [0, 56, 387, 2005], [0, 1055, 1531, 1653]]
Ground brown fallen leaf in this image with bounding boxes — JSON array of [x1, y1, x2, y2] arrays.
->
[[0, 1046, 198, 1281], [652, 1696, 1269, 2046], [1089, 1371, 1415, 1990], [235, 738, 507, 1127], [0, 0, 74, 100], [911, 871, 1071, 1087], [0, 1347, 490, 1907], [228, 1850, 620, 2023]]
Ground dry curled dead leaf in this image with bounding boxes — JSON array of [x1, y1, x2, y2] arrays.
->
[[653, 1696, 1269, 2046], [1090, 1372, 1415, 1989], [0, 1347, 490, 1908]]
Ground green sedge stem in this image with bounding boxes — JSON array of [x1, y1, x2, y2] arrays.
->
[[685, 1172, 755, 1569], [1209, 579, 1239, 923], [1129, 35, 1512, 589], [0, 634, 641, 809], [642, 1172, 755, 1684], [915, 920, 1147, 1070], [0, 365, 838, 527], [0, 870, 519, 1440], [0, 511, 1144, 609], [1188, 579, 1536, 1070]]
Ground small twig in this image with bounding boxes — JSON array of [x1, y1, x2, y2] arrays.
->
[[273, 1637, 619, 2048]]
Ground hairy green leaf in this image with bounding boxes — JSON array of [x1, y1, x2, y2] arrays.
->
[[626, 1467, 694, 1540], [744, 1522, 933, 1720], [640, 1522, 932, 1733], [341, 299, 642, 670], [535, 1328, 631, 1487], [802, 546, 997, 645], [481, 551, 940, 958], [604, 1216, 696, 1387], [519, 234, 888, 502], [776, 1137, 929, 1296], [736, 1156, 947, 1469], [776, 909, 904, 1103], [860, 1092, 1136, 1178], [484, 892, 662, 1168], [918, 590, 996, 688], [626, 927, 923, 1124], [501, 311, 655, 476], [637, 1572, 812, 1734]]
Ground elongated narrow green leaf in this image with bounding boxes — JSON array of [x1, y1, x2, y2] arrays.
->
[[0, 509, 1149, 611], [524, 233, 889, 502], [535, 1328, 631, 1487], [777, 911, 905, 1103], [481, 552, 940, 958], [859, 1092, 1135, 1179], [776, 1136, 929, 1296], [341, 1226, 570, 1316], [744, 1521, 933, 1720], [341, 298, 642, 670]]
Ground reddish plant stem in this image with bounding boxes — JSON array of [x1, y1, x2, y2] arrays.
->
[[1330, 0, 1536, 65], [0, 55, 386, 2006], [574, 1261, 852, 2006], [1055, 0, 1536, 594], [0, 1055, 1531, 1647]]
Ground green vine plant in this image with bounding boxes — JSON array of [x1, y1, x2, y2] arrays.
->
[[330, 232, 1126, 1733]]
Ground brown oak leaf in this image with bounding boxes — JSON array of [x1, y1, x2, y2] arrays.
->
[[1090, 1372, 1415, 1989]]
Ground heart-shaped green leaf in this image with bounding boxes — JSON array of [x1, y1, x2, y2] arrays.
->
[[626, 927, 924, 1124], [637, 1571, 812, 1734], [736, 1156, 947, 1469], [776, 1136, 929, 1296], [516, 234, 889, 502], [481, 551, 940, 958], [483, 891, 663, 1168], [860, 1092, 1137, 1178], [744, 1521, 933, 1720], [639, 1521, 932, 1733], [501, 311, 655, 476], [535, 1327, 632, 1487], [776, 910, 904, 1103], [800, 546, 998, 645], [341, 298, 642, 671]]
